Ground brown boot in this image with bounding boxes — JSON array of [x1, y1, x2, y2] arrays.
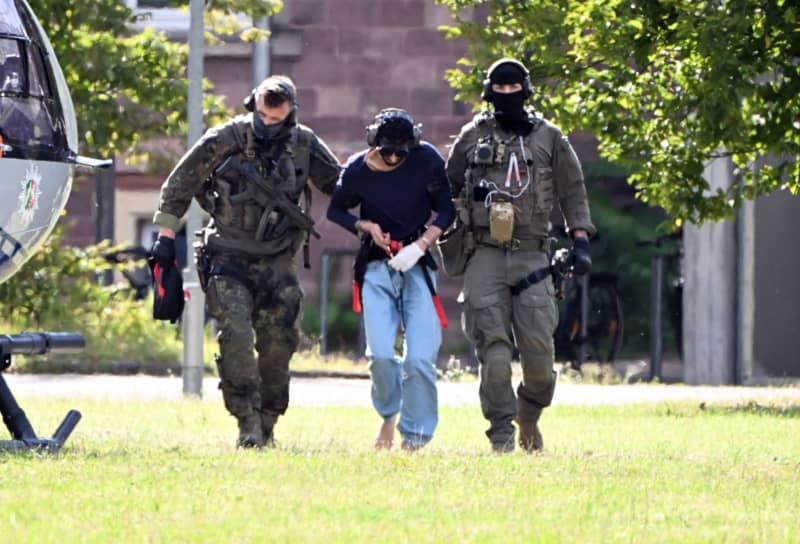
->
[[517, 419, 543, 452], [260, 412, 277, 449], [236, 413, 265, 449]]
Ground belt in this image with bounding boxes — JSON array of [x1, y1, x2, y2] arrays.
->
[[474, 232, 551, 252]]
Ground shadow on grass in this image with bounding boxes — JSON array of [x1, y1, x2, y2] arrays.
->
[[700, 401, 800, 418]]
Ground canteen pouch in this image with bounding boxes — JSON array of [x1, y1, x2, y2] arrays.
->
[[489, 201, 515, 243]]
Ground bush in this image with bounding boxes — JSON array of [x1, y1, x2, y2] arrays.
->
[[0, 224, 183, 369]]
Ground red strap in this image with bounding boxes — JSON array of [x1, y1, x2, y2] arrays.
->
[[352, 280, 362, 313], [153, 263, 166, 299], [432, 295, 448, 329]]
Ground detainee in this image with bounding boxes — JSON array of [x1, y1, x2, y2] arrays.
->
[[327, 108, 455, 450]]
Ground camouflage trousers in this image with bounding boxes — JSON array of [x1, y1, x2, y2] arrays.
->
[[460, 245, 558, 446], [204, 250, 302, 434]]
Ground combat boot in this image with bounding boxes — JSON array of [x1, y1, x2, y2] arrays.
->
[[518, 412, 543, 453], [260, 412, 277, 449], [236, 413, 265, 449], [491, 432, 516, 454]]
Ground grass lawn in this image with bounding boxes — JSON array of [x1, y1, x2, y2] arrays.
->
[[1, 397, 798, 543]]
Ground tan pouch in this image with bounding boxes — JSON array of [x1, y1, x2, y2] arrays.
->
[[489, 201, 515, 243]]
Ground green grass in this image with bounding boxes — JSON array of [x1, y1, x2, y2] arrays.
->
[[1, 399, 799, 543]]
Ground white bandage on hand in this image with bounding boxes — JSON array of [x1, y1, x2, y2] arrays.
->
[[387, 242, 425, 272]]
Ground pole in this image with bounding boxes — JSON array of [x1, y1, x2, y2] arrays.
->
[[319, 252, 330, 356], [649, 254, 664, 381], [252, 15, 271, 86], [182, 0, 205, 397], [95, 158, 115, 285]]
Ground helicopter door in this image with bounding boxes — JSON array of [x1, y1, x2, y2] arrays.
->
[[0, 35, 68, 161]]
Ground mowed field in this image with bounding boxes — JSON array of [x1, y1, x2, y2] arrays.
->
[[1, 393, 799, 543]]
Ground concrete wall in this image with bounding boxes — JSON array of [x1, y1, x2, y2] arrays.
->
[[683, 158, 739, 385], [752, 189, 800, 379]]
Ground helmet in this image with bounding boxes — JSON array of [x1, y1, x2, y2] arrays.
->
[[365, 108, 421, 148], [481, 58, 533, 102]]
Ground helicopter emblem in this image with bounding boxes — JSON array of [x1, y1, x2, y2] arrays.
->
[[15, 162, 42, 227]]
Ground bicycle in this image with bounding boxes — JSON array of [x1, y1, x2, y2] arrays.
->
[[550, 248, 624, 371]]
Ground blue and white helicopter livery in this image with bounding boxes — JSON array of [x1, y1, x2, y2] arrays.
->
[[1, 0, 108, 452], [0, 0, 109, 285]]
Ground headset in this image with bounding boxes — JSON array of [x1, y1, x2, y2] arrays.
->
[[243, 77, 298, 113], [480, 58, 534, 102], [365, 108, 422, 148]]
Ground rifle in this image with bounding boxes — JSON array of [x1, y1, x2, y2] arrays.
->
[[0, 332, 85, 452], [217, 156, 320, 242]]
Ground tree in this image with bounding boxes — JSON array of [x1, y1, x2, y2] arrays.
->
[[27, 0, 282, 160], [438, 0, 799, 224]]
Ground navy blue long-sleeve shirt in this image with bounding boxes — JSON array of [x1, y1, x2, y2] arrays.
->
[[326, 141, 455, 241]]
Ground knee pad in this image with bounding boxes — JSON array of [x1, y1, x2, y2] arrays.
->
[[483, 342, 513, 383]]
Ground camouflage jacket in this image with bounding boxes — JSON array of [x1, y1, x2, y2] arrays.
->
[[446, 111, 595, 240], [154, 114, 340, 256]]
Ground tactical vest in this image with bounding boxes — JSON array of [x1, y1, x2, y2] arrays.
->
[[198, 120, 316, 258], [462, 112, 556, 241]]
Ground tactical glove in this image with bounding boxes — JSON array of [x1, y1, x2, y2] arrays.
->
[[387, 242, 425, 273], [570, 237, 592, 276], [151, 235, 176, 268]]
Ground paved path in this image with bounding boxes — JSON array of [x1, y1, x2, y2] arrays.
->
[[4, 374, 800, 406]]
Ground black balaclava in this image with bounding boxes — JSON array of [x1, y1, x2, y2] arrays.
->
[[488, 62, 533, 136], [252, 112, 286, 141]]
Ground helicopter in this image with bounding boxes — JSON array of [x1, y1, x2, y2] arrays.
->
[[1, 0, 110, 452], [1, 0, 110, 285]]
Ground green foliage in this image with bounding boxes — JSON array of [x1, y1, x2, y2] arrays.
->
[[438, 0, 800, 225], [0, 223, 182, 365], [579, 177, 679, 356], [302, 292, 363, 355], [26, 0, 282, 161], [1, 400, 799, 541]]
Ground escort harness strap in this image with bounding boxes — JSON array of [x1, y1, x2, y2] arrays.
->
[[351, 235, 448, 329]]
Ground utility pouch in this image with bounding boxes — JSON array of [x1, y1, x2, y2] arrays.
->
[[489, 201, 515, 243]]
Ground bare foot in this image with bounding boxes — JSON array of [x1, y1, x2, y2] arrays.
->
[[401, 441, 422, 453], [375, 416, 396, 450]]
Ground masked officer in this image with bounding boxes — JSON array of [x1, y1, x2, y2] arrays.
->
[[445, 59, 595, 452], [327, 109, 454, 450], [151, 75, 340, 448]]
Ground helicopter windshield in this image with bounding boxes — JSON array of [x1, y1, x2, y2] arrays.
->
[[0, 1, 68, 161], [0, 0, 27, 38]]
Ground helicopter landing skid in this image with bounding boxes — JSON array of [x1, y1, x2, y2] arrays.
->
[[0, 333, 84, 453]]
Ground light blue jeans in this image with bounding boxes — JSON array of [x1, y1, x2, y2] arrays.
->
[[361, 260, 441, 447]]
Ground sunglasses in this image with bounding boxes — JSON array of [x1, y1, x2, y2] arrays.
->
[[377, 144, 409, 158]]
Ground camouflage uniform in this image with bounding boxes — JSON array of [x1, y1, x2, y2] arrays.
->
[[154, 113, 340, 447], [446, 111, 595, 450]]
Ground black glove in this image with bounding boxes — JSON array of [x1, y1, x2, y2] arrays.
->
[[570, 237, 592, 276], [151, 235, 176, 268]]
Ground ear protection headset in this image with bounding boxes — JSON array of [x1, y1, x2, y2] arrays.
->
[[365, 108, 422, 148], [480, 58, 534, 102], [243, 78, 298, 113]]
